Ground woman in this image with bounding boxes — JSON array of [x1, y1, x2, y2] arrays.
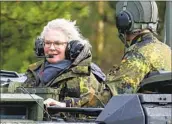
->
[[24, 18, 111, 107]]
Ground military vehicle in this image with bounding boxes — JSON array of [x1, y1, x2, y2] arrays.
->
[[1, 1, 172, 124], [1, 69, 172, 124]]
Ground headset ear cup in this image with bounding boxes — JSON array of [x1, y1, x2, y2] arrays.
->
[[116, 11, 132, 33], [34, 37, 44, 56], [65, 40, 84, 61]]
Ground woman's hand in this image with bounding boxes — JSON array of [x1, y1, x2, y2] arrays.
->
[[44, 98, 66, 107]]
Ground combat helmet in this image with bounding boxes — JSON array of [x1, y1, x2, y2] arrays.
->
[[115, 1, 159, 34]]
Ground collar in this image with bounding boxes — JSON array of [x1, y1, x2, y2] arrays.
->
[[130, 32, 153, 46]]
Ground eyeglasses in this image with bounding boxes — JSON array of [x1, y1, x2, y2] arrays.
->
[[44, 41, 67, 48]]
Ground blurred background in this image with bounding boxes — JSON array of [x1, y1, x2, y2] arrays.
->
[[0, 1, 166, 73]]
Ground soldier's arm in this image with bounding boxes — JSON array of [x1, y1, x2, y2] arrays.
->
[[107, 51, 151, 95]]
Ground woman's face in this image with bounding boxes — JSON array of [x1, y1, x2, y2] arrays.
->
[[44, 29, 68, 63]]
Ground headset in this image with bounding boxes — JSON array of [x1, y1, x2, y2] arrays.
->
[[116, 10, 133, 34], [65, 40, 84, 61], [34, 37, 44, 57], [115, 10, 133, 48], [34, 37, 84, 61], [116, 1, 159, 35]]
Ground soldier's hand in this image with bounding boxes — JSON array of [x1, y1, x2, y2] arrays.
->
[[44, 98, 66, 107]]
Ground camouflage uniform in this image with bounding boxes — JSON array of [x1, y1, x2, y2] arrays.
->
[[107, 32, 172, 95], [24, 56, 111, 108]]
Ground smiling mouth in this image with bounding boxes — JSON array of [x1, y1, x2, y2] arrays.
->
[[49, 54, 60, 58], [49, 53, 58, 56]]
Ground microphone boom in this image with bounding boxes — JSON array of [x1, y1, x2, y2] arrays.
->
[[36, 55, 54, 58]]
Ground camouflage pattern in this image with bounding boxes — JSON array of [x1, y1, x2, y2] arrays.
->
[[24, 57, 111, 108], [107, 31, 172, 95]]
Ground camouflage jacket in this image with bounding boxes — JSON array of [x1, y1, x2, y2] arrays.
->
[[107, 31, 172, 95], [24, 56, 111, 108]]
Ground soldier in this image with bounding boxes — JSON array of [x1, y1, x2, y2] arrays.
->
[[107, 1, 171, 95], [24, 18, 111, 107]]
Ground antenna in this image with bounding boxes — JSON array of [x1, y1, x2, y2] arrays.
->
[[20, 86, 52, 120]]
